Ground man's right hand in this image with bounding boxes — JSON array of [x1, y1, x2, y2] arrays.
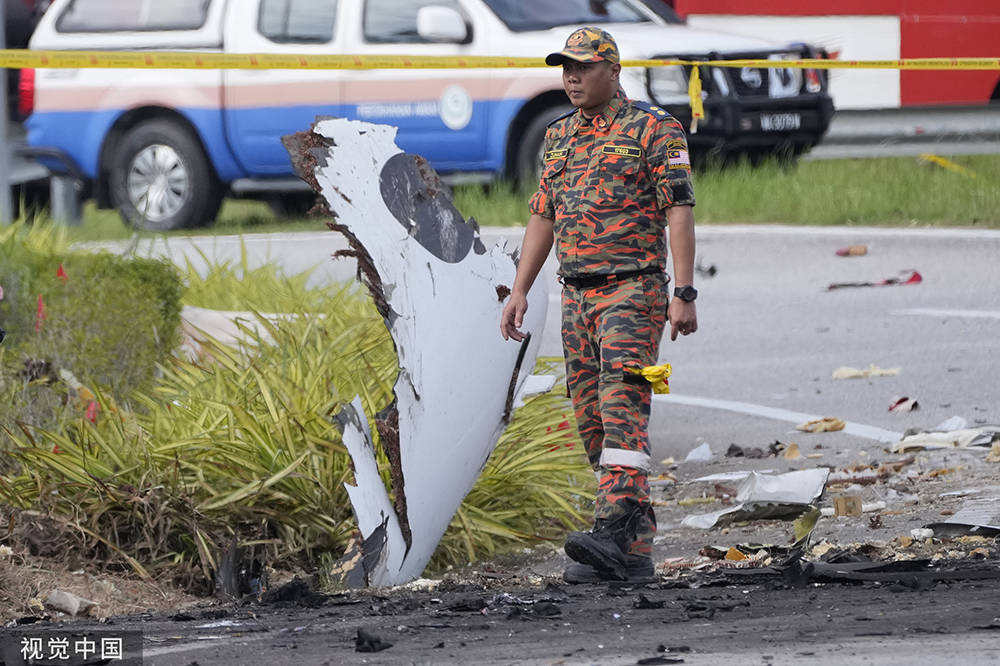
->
[[500, 293, 529, 341]]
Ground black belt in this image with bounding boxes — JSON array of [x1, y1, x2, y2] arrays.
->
[[561, 266, 662, 289]]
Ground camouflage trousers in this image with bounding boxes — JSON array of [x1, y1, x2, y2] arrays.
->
[[560, 272, 668, 556]]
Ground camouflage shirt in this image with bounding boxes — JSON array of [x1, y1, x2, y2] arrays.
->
[[528, 92, 696, 277]]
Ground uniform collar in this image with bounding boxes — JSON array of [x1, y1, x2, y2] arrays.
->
[[573, 91, 626, 133]]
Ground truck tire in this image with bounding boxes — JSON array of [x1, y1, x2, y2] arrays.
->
[[110, 120, 223, 231], [514, 104, 574, 186]]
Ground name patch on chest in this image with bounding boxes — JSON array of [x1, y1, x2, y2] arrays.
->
[[601, 145, 642, 158], [544, 148, 569, 161]]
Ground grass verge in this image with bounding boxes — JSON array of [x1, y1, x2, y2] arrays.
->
[[44, 154, 1000, 242]]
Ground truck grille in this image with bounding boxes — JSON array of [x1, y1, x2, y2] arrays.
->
[[730, 60, 803, 99], [667, 51, 811, 100]]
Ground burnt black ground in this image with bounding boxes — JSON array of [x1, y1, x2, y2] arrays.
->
[[10, 560, 998, 666]]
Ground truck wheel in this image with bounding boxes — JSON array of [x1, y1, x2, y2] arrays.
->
[[110, 120, 222, 231], [514, 104, 574, 186]]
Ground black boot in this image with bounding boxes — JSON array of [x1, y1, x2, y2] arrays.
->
[[563, 555, 656, 585], [563, 499, 644, 581]]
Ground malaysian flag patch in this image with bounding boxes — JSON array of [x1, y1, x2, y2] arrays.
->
[[667, 149, 690, 169]]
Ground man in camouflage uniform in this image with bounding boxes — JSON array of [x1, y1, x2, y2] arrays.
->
[[500, 27, 698, 584]]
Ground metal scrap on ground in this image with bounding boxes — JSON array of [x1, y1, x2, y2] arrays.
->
[[283, 118, 548, 587], [892, 425, 1000, 453], [681, 469, 829, 529]]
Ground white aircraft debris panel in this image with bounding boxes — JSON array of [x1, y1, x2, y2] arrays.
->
[[284, 118, 548, 586]]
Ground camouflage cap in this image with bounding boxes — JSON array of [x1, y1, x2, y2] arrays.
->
[[545, 27, 620, 66]]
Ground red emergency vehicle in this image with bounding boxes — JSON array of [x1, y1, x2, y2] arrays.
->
[[666, 1, 1000, 109]]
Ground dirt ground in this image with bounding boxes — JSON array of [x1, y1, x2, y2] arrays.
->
[[2, 433, 1000, 664]]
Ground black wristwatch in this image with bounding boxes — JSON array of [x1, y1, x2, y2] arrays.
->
[[673, 285, 698, 302]]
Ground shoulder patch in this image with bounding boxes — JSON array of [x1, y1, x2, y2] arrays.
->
[[630, 100, 673, 121], [546, 108, 578, 127]]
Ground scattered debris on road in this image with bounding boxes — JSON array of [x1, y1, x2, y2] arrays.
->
[[889, 396, 920, 412], [681, 469, 829, 529], [926, 498, 1000, 537], [835, 244, 868, 257], [832, 364, 900, 379], [827, 269, 922, 290], [797, 417, 847, 433], [695, 258, 718, 277], [684, 442, 713, 462], [892, 424, 1000, 453]]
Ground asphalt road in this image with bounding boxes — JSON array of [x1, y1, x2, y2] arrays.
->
[[32, 568, 999, 666]]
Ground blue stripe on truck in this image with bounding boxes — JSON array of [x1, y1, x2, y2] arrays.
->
[[26, 98, 523, 182]]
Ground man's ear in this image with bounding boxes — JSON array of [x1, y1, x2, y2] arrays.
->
[[610, 63, 622, 80]]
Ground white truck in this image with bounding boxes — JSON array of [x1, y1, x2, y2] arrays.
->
[[22, 0, 834, 230]]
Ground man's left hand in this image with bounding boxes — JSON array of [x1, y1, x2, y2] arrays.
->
[[668, 299, 697, 341]]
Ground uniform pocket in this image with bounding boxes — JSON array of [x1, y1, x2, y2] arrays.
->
[[595, 153, 642, 200], [542, 156, 567, 180]]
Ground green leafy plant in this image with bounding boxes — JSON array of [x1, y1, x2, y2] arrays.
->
[[178, 242, 328, 312], [0, 223, 185, 450], [1, 255, 592, 589]]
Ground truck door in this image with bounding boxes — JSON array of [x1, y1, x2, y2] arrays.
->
[[340, 0, 488, 174], [222, 0, 343, 176]]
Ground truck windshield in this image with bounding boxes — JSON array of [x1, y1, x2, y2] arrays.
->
[[482, 0, 652, 32]]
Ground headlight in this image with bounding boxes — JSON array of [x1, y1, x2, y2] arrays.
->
[[647, 65, 688, 105]]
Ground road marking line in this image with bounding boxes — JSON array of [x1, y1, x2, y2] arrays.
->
[[653, 393, 902, 443], [891, 308, 1000, 320], [481, 224, 1000, 242], [144, 633, 271, 658]]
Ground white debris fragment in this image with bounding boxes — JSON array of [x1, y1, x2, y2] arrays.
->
[[45, 590, 98, 617], [401, 578, 441, 592], [512, 373, 558, 409], [297, 118, 547, 586], [820, 501, 886, 517], [684, 442, 713, 462], [892, 426, 1000, 453], [682, 469, 830, 529]]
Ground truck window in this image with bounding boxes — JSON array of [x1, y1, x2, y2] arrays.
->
[[364, 0, 462, 43], [55, 0, 210, 32], [259, 0, 338, 43], [482, 0, 650, 32]]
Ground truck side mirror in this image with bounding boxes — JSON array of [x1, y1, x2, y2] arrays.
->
[[416, 6, 470, 44]]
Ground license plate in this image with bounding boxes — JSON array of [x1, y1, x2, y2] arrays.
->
[[760, 112, 801, 131]]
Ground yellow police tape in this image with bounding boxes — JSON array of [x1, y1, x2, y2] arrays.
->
[[1, 50, 999, 71], [4, 50, 996, 134]]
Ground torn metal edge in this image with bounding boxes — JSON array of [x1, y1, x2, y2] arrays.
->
[[503, 332, 532, 424]]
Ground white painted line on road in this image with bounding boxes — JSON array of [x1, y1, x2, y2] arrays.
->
[[654, 393, 902, 444], [664, 225, 1000, 241], [480, 225, 1000, 242], [143, 632, 274, 658], [891, 308, 1000, 320]]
